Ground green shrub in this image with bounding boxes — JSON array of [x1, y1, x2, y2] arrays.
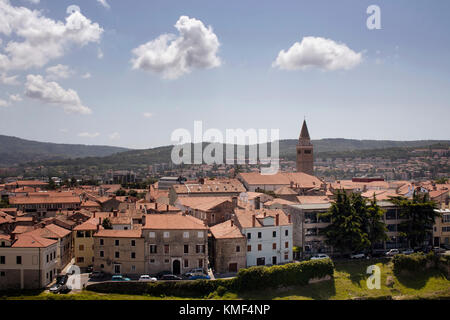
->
[[392, 252, 437, 274]]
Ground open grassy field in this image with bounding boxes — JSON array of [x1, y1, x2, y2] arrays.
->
[[2, 259, 449, 300]]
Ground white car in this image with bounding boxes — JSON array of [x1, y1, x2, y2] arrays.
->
[[401, 249, 414, 255], [350, 253, 365, 259], [139, 275, 157, 282], [310, 254, 330, 260], [385, 249, 400, 256]]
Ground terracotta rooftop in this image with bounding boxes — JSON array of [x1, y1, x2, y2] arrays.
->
[[12, 234, 57, 248], [210, 220, 245, 239], [234, 208, 291, 228], [9, 196, 81, 205], [177, 196, 233, 211], [143, 213, 208, 230], [239, 172, 322, 189], [172, 179, 246, 194], [73, 218, 100, 231], [296, 196, 332, 204]]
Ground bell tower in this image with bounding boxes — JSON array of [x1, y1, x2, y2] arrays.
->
[[296, 120, 314, 175]]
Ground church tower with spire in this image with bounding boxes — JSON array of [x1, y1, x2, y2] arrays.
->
[[296, 120, 314, 175]]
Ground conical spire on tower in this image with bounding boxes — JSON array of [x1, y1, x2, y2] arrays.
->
[[299, 120, 311, 143]]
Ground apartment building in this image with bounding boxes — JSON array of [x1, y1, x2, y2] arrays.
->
[[0, 233, 58, 290], [9, 195, 81, 218], [93, 229, 145, 276], [433, 209, 450, 247], [234, 208, 293, 267], [73, 218, 99, 269], [142, 213, 208, 275], [175, 196, 236, 226]]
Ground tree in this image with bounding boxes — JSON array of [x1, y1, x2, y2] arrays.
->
[[47, 177, 56, 190], [320, 191, 370, 256], [115, 189, 126, 196], [102, 218, 113, 230], [364, 195, 388, 254], [390, 192, 439, 248]]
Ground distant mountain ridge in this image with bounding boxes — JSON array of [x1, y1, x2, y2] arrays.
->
[[0, 135, 130, 166]]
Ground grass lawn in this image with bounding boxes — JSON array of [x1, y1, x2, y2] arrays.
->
[[2, 259, 449, 300]]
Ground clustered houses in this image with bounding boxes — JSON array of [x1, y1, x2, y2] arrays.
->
[[0, 121, 449, 290]]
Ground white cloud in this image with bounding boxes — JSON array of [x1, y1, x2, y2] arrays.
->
[[131, 16, 221, 79], [109, 132, 120, 140], [81, 72, 92, 79], [78, 132, 100, 138], [25, 74, 92, 115], [24, 0, 40, 4], [143, 112, 153, 118], [46, 64, 74, 80], [97, 48, 104, 59], [0, 98, 8, 107], [0, 1, 104, 71], [97, 0, 110, 9], [0, 72, 19, 85], [9, 93, 21, 102], [273, 36, 362, 71]]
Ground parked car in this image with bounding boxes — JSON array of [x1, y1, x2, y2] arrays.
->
[[49, 274, 69, 294], [385, 249, 400, 257], [160, 274, 182, 281], [401, 249, 414, 255], [111, 275, 131, 281], [89, 271, 105, 279], [188, 274, 210, 280], [310, 254, 330, 260], [432, 247, 446, 254], [350, 252, 365, 259], [139, 275, 157, 282], [154, 270, 172, 279], [183, 268, 206, 278], [86, 265, 94, 273]]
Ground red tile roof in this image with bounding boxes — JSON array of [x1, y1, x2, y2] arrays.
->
[[210, 220, 245, 239], [143, 213, 208, 230]]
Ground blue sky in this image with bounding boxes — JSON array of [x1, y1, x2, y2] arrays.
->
[[0, 0, 449, 149]]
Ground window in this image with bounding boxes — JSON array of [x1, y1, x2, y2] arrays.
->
[[258, 232, 262, 239], [131, 265, 136, 272], [285, 241, 289, 249], [184, 259, 189, 268], [149, 232, 156, 238], [115, 252, 120, 258], [76, 231, 84, 238], [247, 245, 251, 252], [184, 245, 189, 254], [272, 243, 276, 250], [272, 231, 276, 238], [16, 256, 22, 265], [198, 259, 203, 268], [0, 256, 5, 264], [164, 232, 170, 238], [150, 259, 155, 264], [198, 231, 204, 238], [115, 240, 120, 246], [76, 257, 84, 263], [131, 240, 136, 247], [236, 246, 240, 253], [100, 239, 104, 246], [247, 233, 251, 239], [79, 245, 84, 251], [164, 244, 170, 254], [46, 255, 49, 263], [149, 245, 157, 254], [131, 252, 136, 259], [285, 230, 289, 236], [0, 271, 5, 277], [304, 150, 312, 154], [100, 251, 104, 257], [164, 259, 169, 264], [1, 241, 5, 247], [258, 244, 262, 251], [100, 264, 104, 268], [196, 245, 205, 254], [284, 253, 289, 260], [183, 232, 189, 238]]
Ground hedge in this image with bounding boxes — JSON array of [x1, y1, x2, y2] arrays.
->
[[86, 259, 334, 297], [392, 252, 437, 274]]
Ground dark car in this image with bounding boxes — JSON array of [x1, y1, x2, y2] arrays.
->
[[154, 270, 172, 279], [160, 274, 182, 281], [89, 271, 105, 280], [49, 274, 69, 294], [188, 274, 210, 280], [111, 275, 131, 281]]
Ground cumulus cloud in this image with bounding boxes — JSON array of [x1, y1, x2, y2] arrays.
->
[[46, 64, 74, 80], [0, 1, 104, 71], [0, 72, 20, 85], [9, 93, 21, 102], [143, 112, 153, 118], [24, 0, 40, 4], [131, 16, 221, 79], [97, 0, 110, 9], [81, 72, 92, 79], [109, 132, 120, 140], [273, 36, 362, 71], [25, 74, 92, 115], [78, 132, 100, 138]]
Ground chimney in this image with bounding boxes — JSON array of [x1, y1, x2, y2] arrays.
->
[[252, 214, 256, 227], [113, 210, 118, 218], [141, 215, 146, 226], [155, 203, 158, 211], [99, 217, 102, 225], [93, 212, 96, 218], [276, 214, 279, 226], [288, 214, 291, 223], [231, 219, 234, 227], [255, 197, 261, 210], [166, 204, 169, 212], [232, 196, 238, 208]]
